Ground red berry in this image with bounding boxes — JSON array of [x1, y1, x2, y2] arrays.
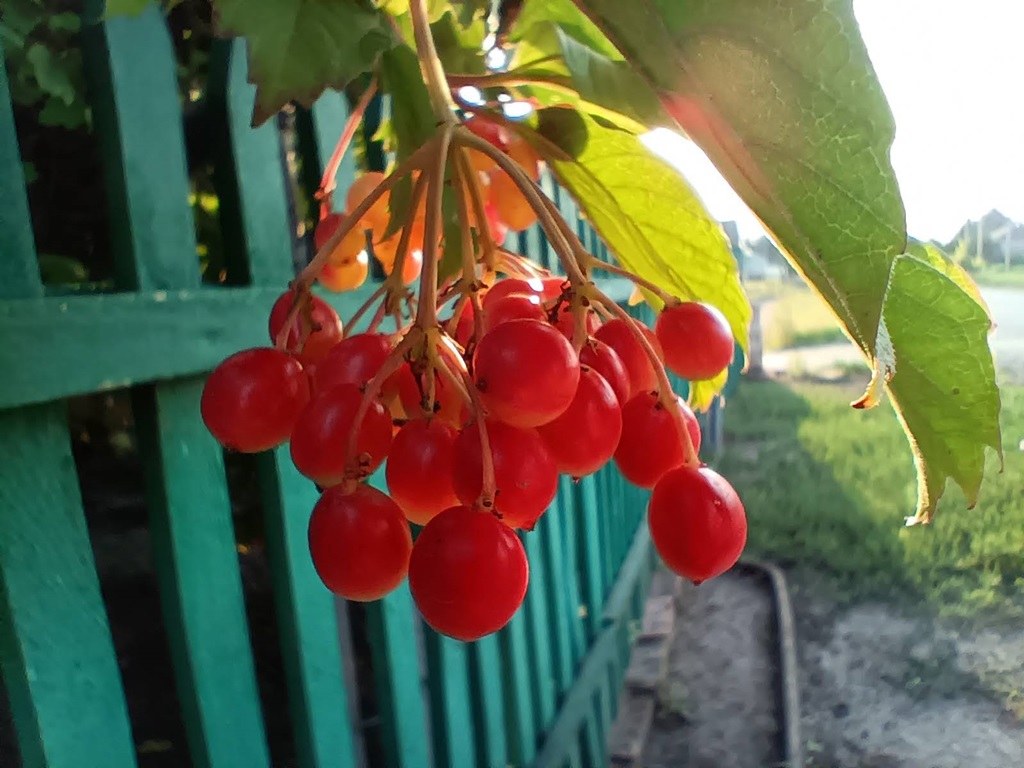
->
[[308, 485, 412, 600], [537, 367, 622, 477], [579, 338, 631, 406], [452, 421, 558, 530], [614, 392, 701, 488], [485, 201, 508, 244], [473, 319, 580, 428], [483, 293, 545, 332], [268, 290, 344, 366], [594, 319, 664, 398], [648, 466, 746, 584], [201, 348, 310, 453], [444, 302, 475, 348], [289, 383, 393, 486], [539, 277, 567, 300], [550, 304, 601, 341], [314, 333, 395, 395], [396, 365, 470, 427], [655, 302, 734, 381], [482, 277, 545, 309], [409, 505, 528, 641], [386, 420, 460, 526], [314, 212, 343, 252]]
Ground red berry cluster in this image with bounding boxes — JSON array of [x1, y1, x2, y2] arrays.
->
[[201, 274, 747, 642]]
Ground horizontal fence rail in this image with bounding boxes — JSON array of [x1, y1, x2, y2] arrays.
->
[[0, 8, 725, 768]]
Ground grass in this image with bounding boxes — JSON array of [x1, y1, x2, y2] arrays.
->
[[968, 265, 1024, 289], [760, 289, 849, 350], [718, 378, 1024, 623]]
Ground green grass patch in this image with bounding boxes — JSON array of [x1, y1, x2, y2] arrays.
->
[[761, 290, 848, 350], [719, 379, 1024, 623], [968, 265, 1024, 289]]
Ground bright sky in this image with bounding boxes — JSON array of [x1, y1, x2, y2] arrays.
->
[[644, 0, 1024, 244]]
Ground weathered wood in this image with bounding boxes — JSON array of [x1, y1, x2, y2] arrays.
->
[[0, 54, 41, 301], [0, 286, 374, 410], [523, 527, 558, 734], [608, 690, 656, 767], [364, 584, 433, 768], [257, 450, 358, 768], [424, 633, 477, 768], [133, 382, 272, 768], [0, 405, 139, 768], [499, 608, 538, 766], [83, 7, 274, 766], [81, 2, 197, 292], [468, 634, 509, 768], [208, 40, 294, 287]]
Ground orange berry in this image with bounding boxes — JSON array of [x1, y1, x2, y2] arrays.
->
[[383, 249, 423, 285], [489, 171, 538, 232], [327, 225, 367, 266], [318, 251, 368, 292], [345, 173, 390, 235], [508, 136, 541, 181]]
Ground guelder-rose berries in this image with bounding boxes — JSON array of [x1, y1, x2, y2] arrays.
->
[[289, 383, 393, 487], [386, 420, 460, 525], [579, 338, 631, 406], [473, 319, 580, 428], [614, 391, 701, 488], [648, 466, 746, 584], [656, 302, 735, 381], [594, 319, 663, 398], [409, 505, 529, 641], [308, 485, 412, 600], [452, 421, 558, 530], [537, 367, 622, 477], [201, 348, 310, 453], [268, 290, 344, 366]]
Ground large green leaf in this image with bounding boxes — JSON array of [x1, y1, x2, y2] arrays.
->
[[506, 22, 669, 133], [212, 0, 395, 126], [882, 255, 1002, 524], [520, 114, 751, 396], [572, 0, 906, 364]]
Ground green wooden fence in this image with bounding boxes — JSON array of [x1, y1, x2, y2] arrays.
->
[[0, 9, 677, 768]]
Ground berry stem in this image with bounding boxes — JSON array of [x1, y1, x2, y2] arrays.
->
[[453, 149, 497, 270], [589, 285, 700, 468], [585, 258, 681, 306], [383, 168, 429, 295], [343, 331, 420, 481], [342, 283, 388, 337], [316, 76, 379, 214], [414, 124, 455, 330], [410, 0, 459, 125], [298, 133, 440, 292], [455, 129, 588, 292], [435, 338, 497, 511]]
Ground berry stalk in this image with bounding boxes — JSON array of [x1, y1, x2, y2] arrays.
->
[[589, 284, 700, 468], [414, 123, 455, 330], [410, 0, 459, 125], [435, 337, 497, 511], [454, 129, 588, 290], [317, 76, 379, 214]]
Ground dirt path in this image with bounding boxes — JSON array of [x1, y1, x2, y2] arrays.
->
[[643, 572, 779, 768], [638, 568, 1024, 768]]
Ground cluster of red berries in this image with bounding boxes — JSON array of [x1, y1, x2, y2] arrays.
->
[[310, 122, 542, 295], [200, 272, 747, 642]]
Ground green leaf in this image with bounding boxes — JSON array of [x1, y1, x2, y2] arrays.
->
[[25, 43, 77, 105], [48, 12, 81, 32], [905, 241, 990, 318], [574, 0, 906, 364], [103, 0, 149, 18], [430, 8, 487, 76], [38, 253, 89, 284], [507, 22, 668, 133], [379, 43, 434, 238], [882, 255, 1002, 524], [22, 161, 38, 184], [2, 0, 43, 42], [38, 96, 87, 128], [510, 0, 621, 60], [522, 113, 751, 374], [212, 0, 395, 126]]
